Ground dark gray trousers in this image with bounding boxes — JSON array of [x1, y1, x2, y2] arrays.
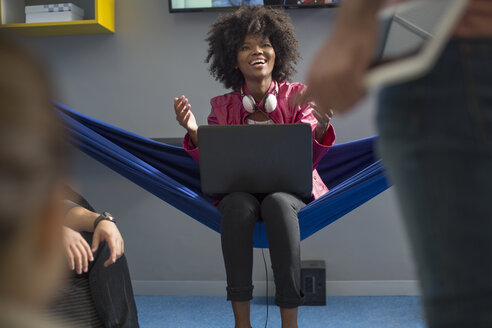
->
[[378, 40, 492, 327], [218, 191, 306, 308]]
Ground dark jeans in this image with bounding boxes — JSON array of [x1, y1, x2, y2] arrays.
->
[[377, 39, 492, 327], [53, 232, 139, 328], [81, 232, 139, 328], [218, 192, 306, 308]]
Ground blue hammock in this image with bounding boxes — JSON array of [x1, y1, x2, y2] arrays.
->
[[56, 102, 391, 247]]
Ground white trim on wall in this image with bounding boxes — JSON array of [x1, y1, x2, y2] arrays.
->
[[132, 280, 421, 296]]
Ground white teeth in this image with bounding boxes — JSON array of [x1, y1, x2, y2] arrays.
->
[[251, 60, 266, 65]]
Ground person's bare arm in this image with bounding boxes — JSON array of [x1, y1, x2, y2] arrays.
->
[[339, 0, 386, 20], [65, 205, 124, 268], [297, 0, 386, 113], [64, 205, 99, 232]]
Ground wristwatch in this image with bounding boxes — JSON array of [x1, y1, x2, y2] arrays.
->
[[93, 211, 116, 230]]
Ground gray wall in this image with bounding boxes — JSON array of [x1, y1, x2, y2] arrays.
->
[[19, 0, 417, 295]]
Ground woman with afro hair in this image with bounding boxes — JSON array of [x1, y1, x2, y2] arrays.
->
[[173, 6, 335, 328]]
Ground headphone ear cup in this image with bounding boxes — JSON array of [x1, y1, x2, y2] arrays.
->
[[264, 94, 277, 113], [242, 95, 256, 113]]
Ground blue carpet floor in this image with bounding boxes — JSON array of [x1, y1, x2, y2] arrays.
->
[[135, 296, 424, 328]]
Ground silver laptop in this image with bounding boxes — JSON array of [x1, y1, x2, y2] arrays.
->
[[365, 0, 469, 88], [198, 124, 313, 198]]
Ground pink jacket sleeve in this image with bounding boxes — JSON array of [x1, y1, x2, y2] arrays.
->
[[182, 105, 220, 163]]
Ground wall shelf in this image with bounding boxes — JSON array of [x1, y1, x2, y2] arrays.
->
[[0, 0, 114, 36]]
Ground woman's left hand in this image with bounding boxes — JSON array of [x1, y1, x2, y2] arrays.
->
[[313, 107, 333, 143]]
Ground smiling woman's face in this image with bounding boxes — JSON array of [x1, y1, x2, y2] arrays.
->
[[236, 34, 275, 84]]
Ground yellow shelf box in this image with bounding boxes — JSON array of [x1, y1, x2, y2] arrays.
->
[[0, 0, 114, 36]]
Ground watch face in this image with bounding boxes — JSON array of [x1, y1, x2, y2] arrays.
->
[[103, 212, 114, 221]]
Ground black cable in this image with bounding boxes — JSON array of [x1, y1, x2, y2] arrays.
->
[[259, 224, 269, 328]]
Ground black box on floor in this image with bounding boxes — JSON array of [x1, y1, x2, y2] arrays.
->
[[301, 260, 326, 305]]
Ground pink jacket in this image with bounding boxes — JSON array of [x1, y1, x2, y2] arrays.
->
[[183, 81, 336, 201]]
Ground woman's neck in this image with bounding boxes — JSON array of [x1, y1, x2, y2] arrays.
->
[[245, 77, 272, 102]]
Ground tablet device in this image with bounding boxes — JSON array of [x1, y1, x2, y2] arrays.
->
[[198, 124, 313, 198], [364, 0, 469, 88]]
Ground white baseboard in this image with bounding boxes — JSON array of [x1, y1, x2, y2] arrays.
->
[[132, 280, 420, 296]]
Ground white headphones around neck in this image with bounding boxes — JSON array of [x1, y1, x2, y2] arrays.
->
[[240, 81, 279, 114]]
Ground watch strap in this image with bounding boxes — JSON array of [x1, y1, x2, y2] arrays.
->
[[93, 212, 116, 230]]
